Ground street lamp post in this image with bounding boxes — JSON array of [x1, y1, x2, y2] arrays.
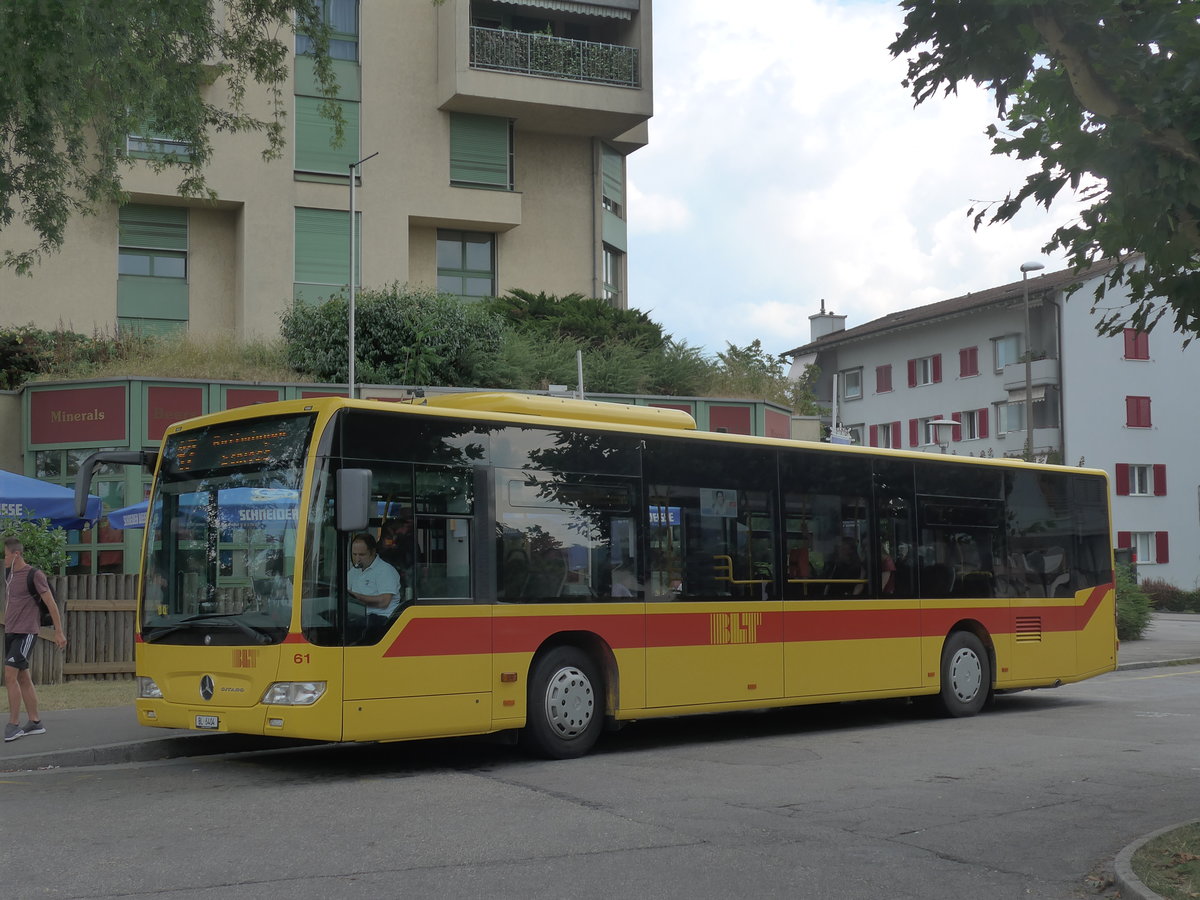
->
[[348, 151, 379, 399], [1020, 260, 1045, 460]]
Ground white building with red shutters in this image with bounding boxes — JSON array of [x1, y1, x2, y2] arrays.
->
[[783, 259, 1200, 588]]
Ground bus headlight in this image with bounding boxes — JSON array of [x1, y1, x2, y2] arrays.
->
[[261, 682, 326, 706], [138, 677, 163, 699]]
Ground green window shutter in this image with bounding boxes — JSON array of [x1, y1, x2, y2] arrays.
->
[[601, 143, 623, 210], [295, 97, 360, 175], [117, 275, 189, 321], [294, 56, 361, 101], [450, 114, 511, 189], [294, 207, 360, 294], [119, 204, 187, 250]]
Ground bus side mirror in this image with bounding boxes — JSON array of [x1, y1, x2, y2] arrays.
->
[[336, 468, 372, 533]]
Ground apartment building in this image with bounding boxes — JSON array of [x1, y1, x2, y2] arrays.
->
[[1, 0, 652, 336], [783, 260, 1200, 588]]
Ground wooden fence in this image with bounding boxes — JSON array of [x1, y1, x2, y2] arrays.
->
[[1, 574, 137, 685]]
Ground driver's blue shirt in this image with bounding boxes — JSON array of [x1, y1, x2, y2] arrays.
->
[[347, 555, 402, 617]]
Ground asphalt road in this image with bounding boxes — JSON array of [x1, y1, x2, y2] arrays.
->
[[4, 662, 1199, 900]]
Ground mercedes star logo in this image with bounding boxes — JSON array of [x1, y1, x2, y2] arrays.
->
[[200, 675, 215, 701]]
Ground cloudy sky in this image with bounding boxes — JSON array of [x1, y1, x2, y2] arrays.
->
[[627, 0, 1087, 357]]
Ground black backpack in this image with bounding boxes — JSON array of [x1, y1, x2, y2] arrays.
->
[[26, 568, 65, 628]]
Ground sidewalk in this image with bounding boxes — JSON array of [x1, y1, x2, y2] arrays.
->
[[4, 613, 1199, 773]]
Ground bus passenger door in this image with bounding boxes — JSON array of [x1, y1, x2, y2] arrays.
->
[[643, 447, 783, 710], [782, 457, 922, 699]]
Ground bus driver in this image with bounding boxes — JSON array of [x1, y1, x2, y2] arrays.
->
[[347, 533, 402, 638]]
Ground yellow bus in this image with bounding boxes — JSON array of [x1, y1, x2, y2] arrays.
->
[[77, 392, 1117, 758]]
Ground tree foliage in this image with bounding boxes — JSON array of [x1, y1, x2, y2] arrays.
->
[[890, 1, 1200, 340], [279, 284, 507, 387], [485, 289, 666, 349], [0, 1, 337, 273], [0, 519, 69, 574], [1115, 563, 1152, 641]]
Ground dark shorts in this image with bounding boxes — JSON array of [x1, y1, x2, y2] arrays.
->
[[4, 633, 36, 671]]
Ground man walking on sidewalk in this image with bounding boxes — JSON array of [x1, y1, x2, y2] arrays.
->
[[3, 537, 68, 742]]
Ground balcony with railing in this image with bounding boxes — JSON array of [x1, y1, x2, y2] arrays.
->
[[470, 26, 639, 88], [437, 0, 651, 141]]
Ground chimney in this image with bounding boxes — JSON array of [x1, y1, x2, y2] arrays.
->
[[809, 299, 846, 341]]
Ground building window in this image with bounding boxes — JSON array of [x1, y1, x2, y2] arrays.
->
[[294, 1, 360, 176], [294, 207, 360, 303], [907, 354, 941, 387], [296, 0, 359, 60], [1125, 395, 1152, 428], [450, 113, 514, 190], [1123, 328, 1150, 360], [875, 364, 892, 393], [1120, 531, 1169, 566], [870, 421, 901, 449], [840, 368, 863, 400], [1116, 463, 1166, 496], [117, 204, 189, 334], [956, 409, 981, 440], [959, 346, 979, 378], [993, 334, 1021, 370], [601, 143, 624, 217], [602, 244, 622, 305], [845, 424, 864, 446], [437, 230, 495, 299], [996, 400, 1025, 435]]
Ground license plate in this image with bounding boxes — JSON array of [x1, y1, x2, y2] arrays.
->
[[195, 715, 220, 730]]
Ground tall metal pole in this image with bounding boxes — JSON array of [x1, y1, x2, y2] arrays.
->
[[348, 152, 379, 399], [1020, 261, 1045, 459]]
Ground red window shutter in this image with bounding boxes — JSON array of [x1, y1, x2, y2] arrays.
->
[[1115, 464, 1130, 496], [1126, 396, 1151, 427], [959, 347, 978, 377], [932, 354, 942, 383], [1124, 329, 1150, 360], [907, 359, 917, 388], [977, 408, 989, 438], [876, 365, 892, 393], [951, 411, 962, 441], [1156, 531, 1170, 564], [869, 425, 878, 447], [1153, 464, 1167, 496], [892, 421, 901, 449], [1117, 531, 1131, 550], [909, 418, 918, 447]]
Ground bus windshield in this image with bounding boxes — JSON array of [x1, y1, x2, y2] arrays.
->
[[140, 413, 315, 645]]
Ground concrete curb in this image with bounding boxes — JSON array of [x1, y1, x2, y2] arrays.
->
[[1117, 657, 1200, 671], [1113, 819, 1200, 900], [0, 733, 317, 773]]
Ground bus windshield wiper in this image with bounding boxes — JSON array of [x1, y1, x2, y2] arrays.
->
[[143, 613, 273, 644]]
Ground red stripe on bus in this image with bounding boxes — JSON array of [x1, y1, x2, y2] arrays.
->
[[382, 616, 492, 657], [495, 614, 645, 653]]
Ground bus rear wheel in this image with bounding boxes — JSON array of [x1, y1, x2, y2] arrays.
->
[[938, 631, 990, 717], [520, 646, 604, 759]]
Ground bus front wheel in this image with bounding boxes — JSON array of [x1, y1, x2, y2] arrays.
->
[[938, 631, 990, 717], [521, 646, 604, 759]]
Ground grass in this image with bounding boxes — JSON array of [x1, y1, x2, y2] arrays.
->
[[24, 679, 136, 711], [1132, 822, 1200, 899], [43, 330, 300, 384]]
